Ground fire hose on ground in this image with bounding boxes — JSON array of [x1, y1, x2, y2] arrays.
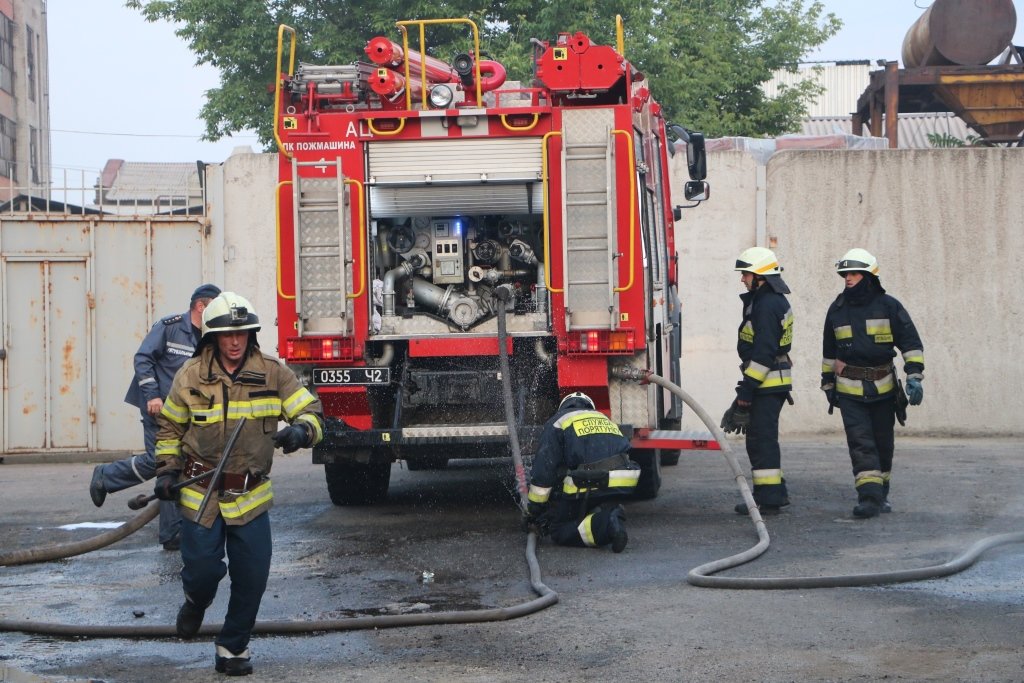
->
[[3, 329, 1021, 636], [609, 365, 1024, 589], [0, 289, 556, 638]]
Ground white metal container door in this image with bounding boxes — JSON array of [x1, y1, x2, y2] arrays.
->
[[3, 258, 90, 450]]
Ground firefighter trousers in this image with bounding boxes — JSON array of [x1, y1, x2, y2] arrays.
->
[[546, 497, 624, 549], [837, 396, 895, 503], [180, 511, 272, 655], [744, 392, 789, 506], [96, 412, 181, 544]]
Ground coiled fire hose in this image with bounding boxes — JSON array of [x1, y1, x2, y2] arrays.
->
[[610, 366, 1024, 589], [0, 290, 557, 637]]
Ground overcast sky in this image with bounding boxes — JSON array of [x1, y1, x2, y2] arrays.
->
[[47, 1, 1023, 181]]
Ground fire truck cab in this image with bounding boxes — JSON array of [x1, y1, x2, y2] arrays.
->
[[273, 18, 709, 505]]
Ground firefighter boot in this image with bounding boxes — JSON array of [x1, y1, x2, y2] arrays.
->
[[881, 481, 892, 513], [89, 465, 107, 508], [215, 646, 253, 676], [608, 505, 628, 553], [734, 495, 790, 516], [852, 495, 882, 519], [176, 598, 206, 639]]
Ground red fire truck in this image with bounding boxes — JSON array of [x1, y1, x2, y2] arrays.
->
[[273, 17, 709, 505]]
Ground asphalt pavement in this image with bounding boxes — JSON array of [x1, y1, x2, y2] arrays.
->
[[1, 437, 1023, 682]]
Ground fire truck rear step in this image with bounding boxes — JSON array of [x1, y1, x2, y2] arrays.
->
[[630, 429, 721, 451]]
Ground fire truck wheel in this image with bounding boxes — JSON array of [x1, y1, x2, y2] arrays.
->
[[324, 459, 391, 506], [631, 450, 662, 500]]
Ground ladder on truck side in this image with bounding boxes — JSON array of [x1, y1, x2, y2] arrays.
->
[[560, 108, 621, 331], [290, 157, 353, 336]]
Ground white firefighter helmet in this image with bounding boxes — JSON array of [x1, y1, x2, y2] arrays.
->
[[835, 248, 879, 276], [559, 391, 595, 411], [202, 292, 261, 337], [734, 247, 783, 276]]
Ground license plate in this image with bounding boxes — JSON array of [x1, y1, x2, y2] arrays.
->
[[312, 367, 390, 385]]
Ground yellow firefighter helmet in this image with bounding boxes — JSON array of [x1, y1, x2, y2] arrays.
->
[[734, 247, 783, 276]]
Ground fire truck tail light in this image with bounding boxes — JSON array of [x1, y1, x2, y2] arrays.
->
[[567, 329, 635, 354], [286, 336, 356, 362]]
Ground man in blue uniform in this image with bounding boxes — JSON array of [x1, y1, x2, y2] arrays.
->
[[525, 392, 638, 552], [722, 247, 794, 515], [822, 249, 924, 518], [88, 283, 221, 550]]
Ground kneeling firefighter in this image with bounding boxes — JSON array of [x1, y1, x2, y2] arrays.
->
[[154, 292, 324, 676], [525, 392, 639, 553], [721, 247, 794, 515]]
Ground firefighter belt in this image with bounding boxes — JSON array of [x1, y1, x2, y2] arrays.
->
[[839, 364, 893, 381]]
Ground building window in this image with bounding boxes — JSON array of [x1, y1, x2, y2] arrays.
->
[[26, 25, 35, 102], [0, 114, 16, 179], [29, 126, 38, 183], [0, 14, 12, 95]]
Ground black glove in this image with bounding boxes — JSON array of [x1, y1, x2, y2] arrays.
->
[[822, 383, 837, 414], [273, 424, 309, 453], [720, 402, 750, 434], [522, 502, 549, 534], [154, 471, 180, 501]]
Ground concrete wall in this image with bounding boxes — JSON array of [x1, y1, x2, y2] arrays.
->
[[206, 151, 281, 354], [211, 147, 1024, 438], [671, 147, 1024, 436]]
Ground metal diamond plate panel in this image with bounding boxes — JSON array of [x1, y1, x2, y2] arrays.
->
[[562, 108, 617, 329], [402, 424, 509, 438], [610, 354, 654, 427], [294, 175, 353, 331]]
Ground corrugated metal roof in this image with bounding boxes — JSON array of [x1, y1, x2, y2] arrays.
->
[[100, 161, 202, 203], [763, 62, 876, 117], [801, 113, 974, 148]]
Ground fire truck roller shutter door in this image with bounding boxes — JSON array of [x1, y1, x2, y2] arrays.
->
[[367, 139, 544, 218]]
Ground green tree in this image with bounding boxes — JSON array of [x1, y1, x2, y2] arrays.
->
[[126, 0, 839, 145]]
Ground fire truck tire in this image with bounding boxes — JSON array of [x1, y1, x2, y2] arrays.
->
[[658, 418, 681, 466], [324, 460, 391, 505], [631, 450, 662, 500]]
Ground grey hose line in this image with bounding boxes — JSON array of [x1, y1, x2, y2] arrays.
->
[[494, 285, 530, 513], [0, 505, 160, 567], [495, 285, 558, 603], [0, 505, 557, 638], [610, 366, 1024, 589]]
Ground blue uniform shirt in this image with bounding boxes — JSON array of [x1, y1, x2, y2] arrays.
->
[[123, 311, 201, 410]]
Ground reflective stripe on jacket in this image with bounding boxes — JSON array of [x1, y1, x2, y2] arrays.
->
[[821, 290, 924, 402], [528, 405, 636, 503], [736, 285, 794, 401], [155, 344, 323, 527]]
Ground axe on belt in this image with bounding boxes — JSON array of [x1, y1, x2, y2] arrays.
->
[[127, 417, 248, 522]]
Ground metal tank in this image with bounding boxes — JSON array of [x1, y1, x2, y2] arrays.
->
[[902, 0, 1017, 68]]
